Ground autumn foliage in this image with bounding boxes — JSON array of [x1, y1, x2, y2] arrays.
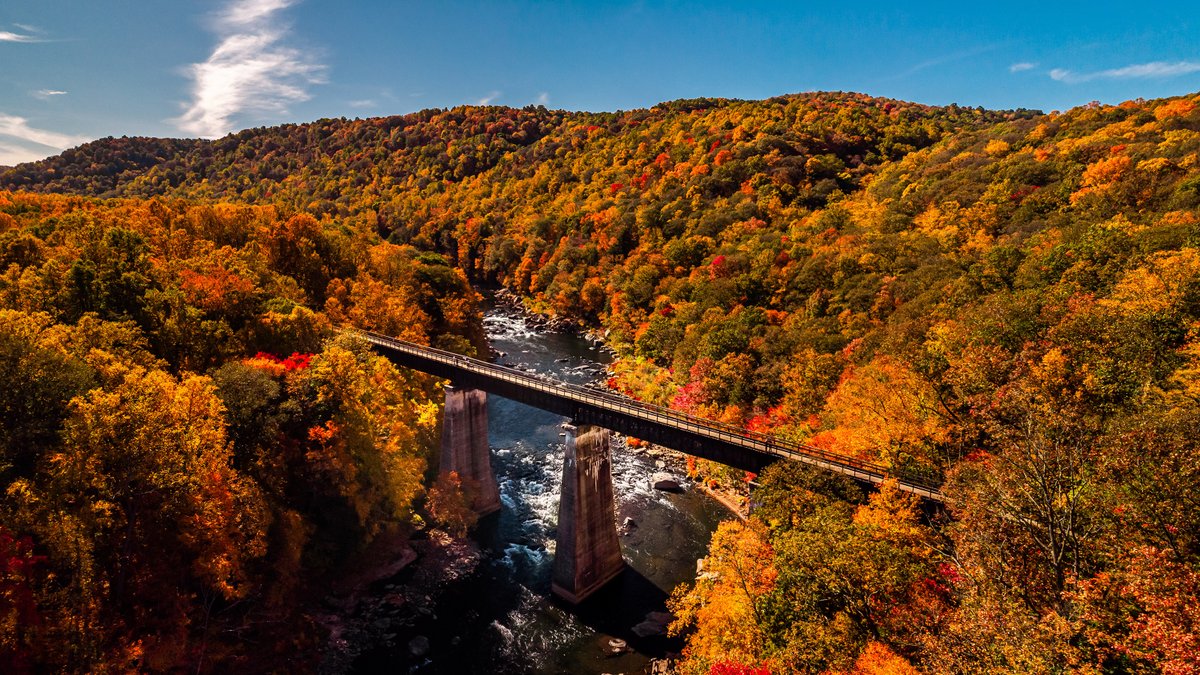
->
[[0, 194, 483, 670], [3, 90, 1200, 672]]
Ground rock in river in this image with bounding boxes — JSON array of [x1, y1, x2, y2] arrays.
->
[[631, 611, 674, 637], [651, 473, 682, 492], [408, 635, 430, 658]]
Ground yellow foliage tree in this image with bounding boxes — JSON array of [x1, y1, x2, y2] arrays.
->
[[819, 357, 948, 470], [669, 520, 778, 674]]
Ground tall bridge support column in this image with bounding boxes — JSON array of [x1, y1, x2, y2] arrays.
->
[[441, 385, 501, 516], [552, 423, 624, 603]]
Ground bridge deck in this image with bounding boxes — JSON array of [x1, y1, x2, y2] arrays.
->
[[358, 331, 944, 501]]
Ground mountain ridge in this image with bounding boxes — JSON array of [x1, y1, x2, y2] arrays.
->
[[2, 91, 1037, 200]]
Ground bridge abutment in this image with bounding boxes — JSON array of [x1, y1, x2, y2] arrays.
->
[[440, 385, 501, 516], [552, 423, 625, 604]]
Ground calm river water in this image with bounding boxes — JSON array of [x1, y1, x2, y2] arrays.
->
[[352, 302, 726, 673]]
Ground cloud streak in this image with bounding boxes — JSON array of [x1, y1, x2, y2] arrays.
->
[[0, 142, 39, 167], [0, 28, 41, 43], [1050, 60, 1200, 84], [0, 113, 90, 166], [476, 91, 501, 105], [1009, 62, 1036, 73], [890, 43, 1000, 80], [33, 89, 68, 100], [0, 114, 88, 148], [222, 0, 294, 25], [173, 0, 325, 138], [0, 23, 48, 43]]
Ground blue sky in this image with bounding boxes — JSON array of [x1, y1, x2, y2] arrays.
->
[[2, 0, 1199, 165]]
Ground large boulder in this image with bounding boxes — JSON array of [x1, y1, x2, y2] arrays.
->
[[651, 473, 682, 492], [408, 635, 430, 658], [632, 611, 674, 637]]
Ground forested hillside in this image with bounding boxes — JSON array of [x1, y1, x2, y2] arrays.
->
[[3, 91, 1200, 673], [0, 193, 483, 670]]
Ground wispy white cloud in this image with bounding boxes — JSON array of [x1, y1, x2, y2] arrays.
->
[[33, 89, 68, 100], [0, 113, 90, 166], [535, 91, 550, 106], [173, 0, 326, 138], [1050, 60, 1200, 84], [348, 99, 375, 109], [0, 22, 48, 43], [0, 113, 87, 148], [221, 0, 293, 25], [0, 28, 41, 43], [476, 91, 501, 105], [891, 44, 1000, 80], [1009, 62, 1036, 73], [0, 141, 41, 167]]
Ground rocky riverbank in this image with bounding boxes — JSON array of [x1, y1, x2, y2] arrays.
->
[[318, 529, 483, 673], [491, 287, 583, 335], [626, 440, 750, 521]]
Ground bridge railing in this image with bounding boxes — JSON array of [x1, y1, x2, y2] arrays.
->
[[354, 330, 943, 497]]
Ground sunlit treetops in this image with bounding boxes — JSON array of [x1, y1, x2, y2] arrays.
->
[[0, 192, 483, 669], [2, 90, 1200, 673]]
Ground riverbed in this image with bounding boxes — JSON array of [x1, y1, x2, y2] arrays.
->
[[350, 301, 726, 673]]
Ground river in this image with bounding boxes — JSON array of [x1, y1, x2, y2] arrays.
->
[[350, 301, 726, 673]]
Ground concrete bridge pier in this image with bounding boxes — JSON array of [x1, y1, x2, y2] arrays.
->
[[552, 422, 625, 603], [441, 385, 501, 515]]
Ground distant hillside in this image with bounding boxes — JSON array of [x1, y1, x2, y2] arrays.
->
[[0, 136, 199, 195], [2, 104, 573, 202], [3, 93, 1029, 205]]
